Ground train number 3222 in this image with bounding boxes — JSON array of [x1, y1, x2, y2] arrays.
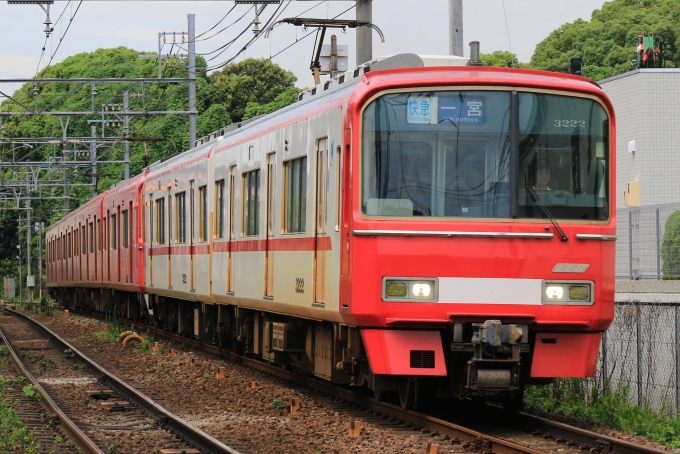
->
[[554, 119, 586, 128]]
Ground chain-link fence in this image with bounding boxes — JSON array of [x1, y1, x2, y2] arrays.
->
[[617, 203, 680, 280], [592, 301, 680, 414]]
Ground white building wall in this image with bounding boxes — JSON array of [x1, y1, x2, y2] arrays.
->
[[600, 69, 680, 278]]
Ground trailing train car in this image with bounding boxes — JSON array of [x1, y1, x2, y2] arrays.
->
[[47, 54, 616, 410]]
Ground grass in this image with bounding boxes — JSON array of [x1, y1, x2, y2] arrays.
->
[[271, 398, 284, 410], [525, 379, 680, 448]]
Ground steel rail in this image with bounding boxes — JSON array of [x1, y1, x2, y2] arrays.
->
[[56, 309, 673, 454], [0, 325, 104, 454], [4, 309, 241, 454]]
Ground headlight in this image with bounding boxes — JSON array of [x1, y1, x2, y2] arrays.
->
[[542, 281, 593, 305], [383, 278, 438, 302]]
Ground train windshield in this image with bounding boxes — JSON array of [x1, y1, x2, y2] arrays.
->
[[361, 90, 610, 221]]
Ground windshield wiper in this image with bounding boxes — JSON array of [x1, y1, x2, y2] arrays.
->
[[524, 170, 568, 242]]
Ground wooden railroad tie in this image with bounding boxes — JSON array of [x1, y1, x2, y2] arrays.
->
[[289, 398, 301, 414], [99, 401, 131, 411], [159, 450, 201, 454], [426, 443, 440, 454], [87, 389, 114, 400], [249, 381, 257, 389], [349, 420, 361, 437], [216, 367, 225, 379]]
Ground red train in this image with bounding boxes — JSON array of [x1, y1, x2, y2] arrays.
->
[[47, 54, 616, 410]]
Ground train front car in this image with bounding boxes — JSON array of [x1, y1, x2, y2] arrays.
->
[[345, 66, 615, 410]]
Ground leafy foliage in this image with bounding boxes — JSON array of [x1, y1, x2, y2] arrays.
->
[[480, 51, 526, 68], [530, 0, 680, 79], [526, 379, 680, 448], [209, 58, 298, 123], [662, 210, 680, 279], [0, 49, 299, 292]]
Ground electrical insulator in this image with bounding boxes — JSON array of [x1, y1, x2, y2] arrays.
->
[[163, 32, 166, 43], [91, 85, 97, 97], [33, 84, 38, 98], [182, 33, 185, 43], [43, 12, 52, 37], [173, 32, 176, 43], [252, 14, 261, 35]]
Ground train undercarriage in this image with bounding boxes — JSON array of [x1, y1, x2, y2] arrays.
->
[[52, 287, 539, 412]]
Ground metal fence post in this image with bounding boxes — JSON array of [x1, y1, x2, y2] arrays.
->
[[637, 303, 643, 406], [676, 305, 680, 414], [601, 329, 608, 393], [629, 211, 634, 280], [656, 209, 661, 280]]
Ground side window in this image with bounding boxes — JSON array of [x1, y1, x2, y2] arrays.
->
[[110, 214, 117, 250], [156, 198, 166, 245], [215, 180, 225, 239], [68, 232, 72, 258], [243, 170, 260, 237], [175, 192, 186, 243], [81, 225, 86, 255], [199, 185, 207, 242], [336, 146, 342, 231], [89, 223, 94, 253], [122, 210, 129, 249], [97, 219, 101, 252], [284, 156, 307, 233]]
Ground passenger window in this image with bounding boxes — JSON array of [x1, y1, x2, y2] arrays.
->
[[110, 214, 117, 250], [122, 210, 129, 249], [81, 225, 86, 255], [199, 186, 207, 242], [89, 223, 94, 253], [155, 198, 165, 245], [243, 170, 260, 236], [284, 157, 307, 233], [215, 180, 225, 239], [175, 192, 186, 243]]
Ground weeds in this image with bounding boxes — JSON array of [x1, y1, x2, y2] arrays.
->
[[202, 373, 209, 382], [107, 442, 119, 454], [22, 385, 40, 401], [139, 340, 150, 353], [63, 349, 75, 359], [155, 362, 163, 380], [181, 340, 190, 352], [0, 396, 40, 453], [525, 379, 680, 448], [271, 398, 284, 410], [72, 363, 87, 371]]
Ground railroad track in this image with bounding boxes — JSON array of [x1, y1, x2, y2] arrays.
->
[[11, 307, 671, 454], [1, 308, 241, 454]]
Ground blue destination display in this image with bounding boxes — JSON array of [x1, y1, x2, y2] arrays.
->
[[437, 96, 485, 125]]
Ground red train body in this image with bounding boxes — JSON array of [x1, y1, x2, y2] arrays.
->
[[47, 56, 615, 409]]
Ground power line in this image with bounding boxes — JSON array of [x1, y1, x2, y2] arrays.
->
[[194, 4, 239, 40]]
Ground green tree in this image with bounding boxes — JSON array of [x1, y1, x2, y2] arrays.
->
[[243, 86, 302, 120], [530, 0, 680, 80], [662, 210, 680, 279], [209, 58, 297, 123], [480, 51, 525, 68]]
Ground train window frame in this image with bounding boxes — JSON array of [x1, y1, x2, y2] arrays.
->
[[358, 87, 612, 225], [283, 156, 307, 234], [110, 214, 117, 250], [155, 197, 166, 245], [335, 146, 342, 232], [199, 185, 208, 242], [81, 225, 86, 255], [68, 232, 72, 258], [175, 192, 186, 243], [89, 222, 94, 254], [215, 180, 225, 239], [242, 169, 260, 237], [122, 209, 129, 249]]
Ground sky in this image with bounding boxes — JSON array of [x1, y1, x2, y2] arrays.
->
[[0, 0, 611, 97]]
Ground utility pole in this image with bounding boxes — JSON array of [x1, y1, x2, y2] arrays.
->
[[36, 222, 44, 299], [356, 0, 372, 65], [90, 125, 97, 196], [123, 90, 130, 180], [330, 35, 339, 78], [60, 116, 70, 214], [188, 14, 197, 149], [449, 0, 464, 57], [26, 199, 33, 301]]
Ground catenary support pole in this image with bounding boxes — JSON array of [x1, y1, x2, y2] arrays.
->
[[449, 0, 463, 56], [37, 223, 42, 299], [91, 125, 97, 196], [123, 90, 130, 180], [26, 199, 32, 301], [356, 0, 372, 65], [188, 14, 197, 149], [331, 35, 338, 78]]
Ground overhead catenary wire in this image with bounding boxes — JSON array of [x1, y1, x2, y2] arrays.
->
[[501, 0, 515, 67]]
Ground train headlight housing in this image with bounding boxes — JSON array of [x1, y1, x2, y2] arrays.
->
[[383, 278, 438, 302], [542, 281, 594, 305]]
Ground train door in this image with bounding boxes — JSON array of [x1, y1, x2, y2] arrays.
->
[[227, 168, 236, 294], [130, 202, 135, 286], [314, 138, 328, 305], [167, 192, 172, 288], [148, 197, 153, 287], [265, 153, 275, 297], [190, 180, 195, 290]]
